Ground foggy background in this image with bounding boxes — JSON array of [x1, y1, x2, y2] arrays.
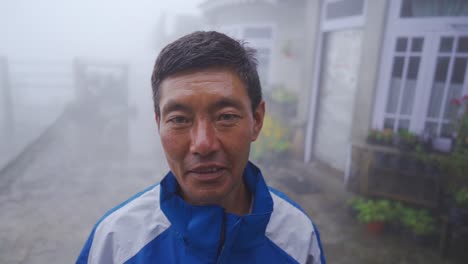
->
[[1, 0, 467, 263]]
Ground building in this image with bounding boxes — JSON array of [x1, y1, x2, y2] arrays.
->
[[174, 0, 468, 179]]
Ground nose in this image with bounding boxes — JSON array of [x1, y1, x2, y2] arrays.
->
[[189, 119, 220, 157]]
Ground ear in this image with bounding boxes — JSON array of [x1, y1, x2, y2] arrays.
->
[[251, 100, 265, 142]]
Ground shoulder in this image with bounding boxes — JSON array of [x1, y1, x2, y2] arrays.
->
[[266, 187, 325, 264], [78, 184, 170, 264]]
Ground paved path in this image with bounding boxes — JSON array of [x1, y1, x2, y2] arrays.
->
[[0, 114, 168, 263]]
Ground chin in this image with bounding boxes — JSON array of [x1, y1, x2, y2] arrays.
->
[[188, 189, 228, 206]]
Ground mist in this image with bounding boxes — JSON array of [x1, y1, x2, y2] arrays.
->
[[1, 0, 468, 263]]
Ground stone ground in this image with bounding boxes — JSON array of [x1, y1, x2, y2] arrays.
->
[[0, 112, 467, 263]]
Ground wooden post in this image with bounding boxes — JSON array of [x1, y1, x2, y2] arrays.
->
[[0, 56, 14, 136]]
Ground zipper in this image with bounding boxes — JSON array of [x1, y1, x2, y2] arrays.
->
[[216, 213, 227, 263]]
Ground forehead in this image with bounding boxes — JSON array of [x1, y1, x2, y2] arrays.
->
[[159, 68, 249, 107]]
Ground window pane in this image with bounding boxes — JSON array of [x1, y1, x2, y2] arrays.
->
[[427, 57, 449, 118], [451, 57, 467, 84], [400, 57, 420, 115], [440, 37, 454, 52], [384, 118, 395, 130], [396, 38, 408, 52], [406, 56, 420, 79], [401, 0, 468, 17], [457, 36, 468, 52], [392, 56, 405, 78], [411, 38, 423, 52], [424, 122, 438, 137], [325, 0, 365, 20], [386, 79, 401, 114], [398, 119, 410, 131], [441, 123, 454, 137], [443, 58, 466, 119], [401, 80, 416, 115], [386, 57, 405, 114]]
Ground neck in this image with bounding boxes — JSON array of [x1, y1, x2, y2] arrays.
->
[[221, 180, 251, 216]]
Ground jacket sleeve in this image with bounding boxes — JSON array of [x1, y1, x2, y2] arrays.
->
[[76, 229, 96, 264], [307, 224, 326, 264]]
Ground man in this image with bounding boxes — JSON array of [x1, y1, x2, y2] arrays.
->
[[77, 31, 325, 264]]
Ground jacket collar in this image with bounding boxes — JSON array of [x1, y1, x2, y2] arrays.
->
[[160, 162, 273, 254]]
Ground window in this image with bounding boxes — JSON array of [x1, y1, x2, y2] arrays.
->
[[322, 0, 367, 31], [425, 36, 468, 137], [400, 0, 468, 18], [374, 0, 468, 137], [325, 0, 365, 20], [383, 37, 423, 131]]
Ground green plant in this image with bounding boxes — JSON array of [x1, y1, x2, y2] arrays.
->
[[398, 129, 417, 144], [271, 85, 297, 103], [251, 114, 290, 160], [367, 130, 379, 144], [400, 207, 436, 236], [454, 188, 468, 208], [382, 129, 394, 145], [397, 129, 418, 151], [350, 198, 394, 223], [451, 94, 468, 152]]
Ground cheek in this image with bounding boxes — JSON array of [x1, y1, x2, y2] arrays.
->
[[222, 129, 253, 159], [160, 130, 187, 162]]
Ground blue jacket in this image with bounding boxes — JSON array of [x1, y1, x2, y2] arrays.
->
[[77, 162, 325, 263]]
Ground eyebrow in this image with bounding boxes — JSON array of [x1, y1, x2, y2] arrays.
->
[[207, 97, 244, 113], [161, 100, 192, 116], [161, 97, 245, 116]]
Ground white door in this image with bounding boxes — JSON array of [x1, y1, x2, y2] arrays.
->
[[313, 29, 363, 171]]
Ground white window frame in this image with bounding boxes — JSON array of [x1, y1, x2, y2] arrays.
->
[[321, 0, 367, 31], [372, 0, 468, 136]]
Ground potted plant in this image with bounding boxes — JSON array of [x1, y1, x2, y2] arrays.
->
[[450, 187, 468, 225], [367, 130, 379, 145], [400, 207, 436, 245], [350, 198, 394, 236], [382, 129, 394, 146], [396, 129, 418, 152]]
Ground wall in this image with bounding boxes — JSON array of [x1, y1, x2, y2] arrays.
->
[[350, 0, 389, 144]]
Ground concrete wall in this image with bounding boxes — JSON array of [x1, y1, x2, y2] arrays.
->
[[350, 0, 389, 144], [296, 0, 322, 159]]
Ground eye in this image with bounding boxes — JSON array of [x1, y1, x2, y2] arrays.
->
[[217, 113, 240, 126], [168, 116, 190, 126], [219, 114, 239, 121]]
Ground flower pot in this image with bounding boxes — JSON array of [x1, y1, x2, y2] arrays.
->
[[367, 221, 385, 236], [432, 137, 454, 153]]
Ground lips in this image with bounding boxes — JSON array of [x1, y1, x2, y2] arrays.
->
[[187, 164, 226, 181]]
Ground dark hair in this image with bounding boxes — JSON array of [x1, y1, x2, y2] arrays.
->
[[151, 31, 262, 115]]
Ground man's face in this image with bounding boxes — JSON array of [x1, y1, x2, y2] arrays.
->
[[156, 68, 264, 206]]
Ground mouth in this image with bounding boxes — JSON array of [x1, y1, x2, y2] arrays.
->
[[188, 165, 226, 181]]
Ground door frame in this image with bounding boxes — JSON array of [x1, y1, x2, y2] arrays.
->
[[304, 0, 367, 163]]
